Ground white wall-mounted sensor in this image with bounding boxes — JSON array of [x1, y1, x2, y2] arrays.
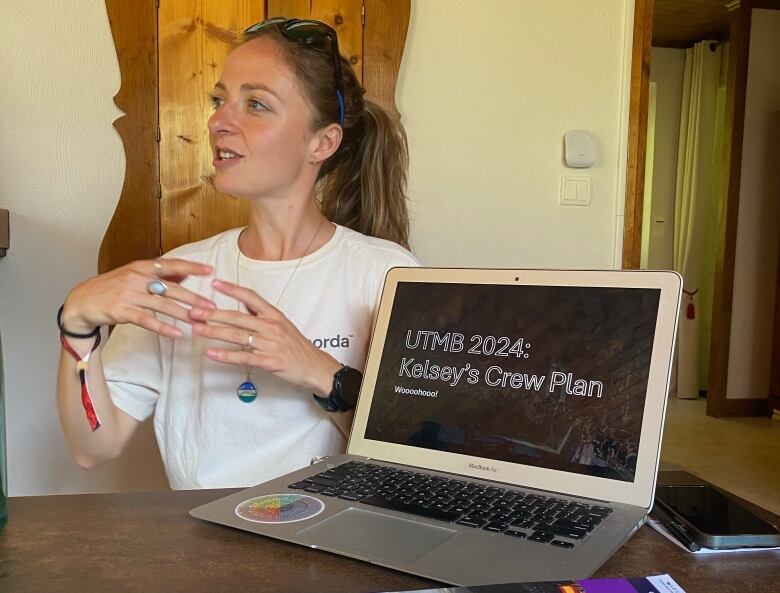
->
[[564, 129, 598, 168]]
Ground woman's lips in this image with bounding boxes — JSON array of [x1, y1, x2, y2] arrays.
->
[[213, 149, 244, 168]]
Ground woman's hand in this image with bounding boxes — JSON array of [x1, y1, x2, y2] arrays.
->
[[189, 279, 341, 395], [62, 259, 216, 338]]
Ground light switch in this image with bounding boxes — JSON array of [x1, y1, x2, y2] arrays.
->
[[560, 175, 591, 206], [563, 178, 578, 201]]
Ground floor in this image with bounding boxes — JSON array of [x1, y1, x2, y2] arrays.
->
[[659, 397, 780, 516]]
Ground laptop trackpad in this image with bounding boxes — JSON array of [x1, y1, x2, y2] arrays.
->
[[297, 508, 456, 564]]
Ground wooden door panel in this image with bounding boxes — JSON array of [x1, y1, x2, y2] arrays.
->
[[363, 0, 409, 118], [99, 0, 160, 273], [158, 0, 263, 253], [267, 0, 364, 84]]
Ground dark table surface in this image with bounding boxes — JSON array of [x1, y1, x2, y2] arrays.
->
[[1, 471, 779, 593]]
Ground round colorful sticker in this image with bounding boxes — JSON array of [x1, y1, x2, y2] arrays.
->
[[235, 494, 325, 524]]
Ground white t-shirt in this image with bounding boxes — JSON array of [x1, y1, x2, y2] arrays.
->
[[102, 225, 419, 489]]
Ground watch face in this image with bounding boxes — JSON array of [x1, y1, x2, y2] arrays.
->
[[339, 367, 363, 410]]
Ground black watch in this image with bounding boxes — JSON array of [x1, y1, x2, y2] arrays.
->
[[313, 366, 362, 412]]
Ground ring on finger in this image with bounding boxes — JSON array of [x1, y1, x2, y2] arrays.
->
[[147, 279, 168, 297], [153, 259, 164, 277], [245, 332, 255, 350]]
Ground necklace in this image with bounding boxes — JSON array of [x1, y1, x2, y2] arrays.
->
[[235, 217, 325, 403]]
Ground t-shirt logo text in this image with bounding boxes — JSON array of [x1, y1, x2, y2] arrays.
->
[[312, 334, 353, 349]]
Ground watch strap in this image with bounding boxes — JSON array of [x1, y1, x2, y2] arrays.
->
[[313, 365, 361, 412]]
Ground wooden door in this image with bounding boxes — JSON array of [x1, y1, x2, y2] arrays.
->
[[157, 1, 264, 253], [99, 1, 160, 274], [101, 0, 409, 269]]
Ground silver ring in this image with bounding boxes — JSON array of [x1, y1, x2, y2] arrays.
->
[[153, 259, 164, 277], [245, 332, 255, 349], [147, 280, 168, 297]]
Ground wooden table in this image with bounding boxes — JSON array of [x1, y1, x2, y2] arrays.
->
[[1, 471, 779, 593]]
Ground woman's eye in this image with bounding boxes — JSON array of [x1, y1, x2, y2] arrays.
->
[[209, 95, 224, 109], [248, 99, 267, 112]]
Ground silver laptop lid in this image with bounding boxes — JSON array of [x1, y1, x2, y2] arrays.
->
[[348, 268, 681, 510]]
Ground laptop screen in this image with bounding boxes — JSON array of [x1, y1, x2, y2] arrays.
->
[[363, 281, 661, 483]]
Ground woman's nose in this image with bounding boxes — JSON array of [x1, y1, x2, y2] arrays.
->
[[207, 104, 235, 135]]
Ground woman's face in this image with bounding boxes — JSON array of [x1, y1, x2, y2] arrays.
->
[[208, 37, 318, 199]]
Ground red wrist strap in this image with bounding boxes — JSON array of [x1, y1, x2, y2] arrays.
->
[[60, 332, 102, 431]]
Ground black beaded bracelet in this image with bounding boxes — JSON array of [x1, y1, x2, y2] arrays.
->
[[57, 304, 101, 339]]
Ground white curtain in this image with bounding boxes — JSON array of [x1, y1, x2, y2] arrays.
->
[[673, 41, 722, 399]]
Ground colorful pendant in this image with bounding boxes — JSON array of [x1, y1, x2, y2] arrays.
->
[[237, 375, 257, 403]]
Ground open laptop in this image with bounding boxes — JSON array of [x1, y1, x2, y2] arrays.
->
[[191, 268, 682, 586]]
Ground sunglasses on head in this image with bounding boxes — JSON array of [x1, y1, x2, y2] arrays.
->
[[244, 17, 345, 126]]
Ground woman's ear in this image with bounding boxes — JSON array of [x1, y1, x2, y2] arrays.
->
[[310, 123, 343, 163]]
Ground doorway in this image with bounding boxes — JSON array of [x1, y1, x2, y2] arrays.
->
[[624, 0, 780, 417], [642, 2, 729, 405]]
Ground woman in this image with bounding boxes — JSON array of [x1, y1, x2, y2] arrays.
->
[[56, 18, 418, 489]]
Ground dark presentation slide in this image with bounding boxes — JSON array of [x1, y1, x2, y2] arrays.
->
[[364, 282, 661, 482]]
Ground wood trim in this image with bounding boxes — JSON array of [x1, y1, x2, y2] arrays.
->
[[706, 1, 753, 418], [755, 0, 780, 411], [723, 398, 770, 417], [622, 0, 654, 269], [770, 222, 780, 412], [752, 0, 780, 8], [99, 1, 160, 273], [362, 0, 410, 119]]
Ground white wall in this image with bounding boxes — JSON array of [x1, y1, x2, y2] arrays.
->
[[647, 48, 686, 270], [0, 1, 167, 495], [0, 0, 635, 495], [400, 0, 634, 269], [726, 9, 780, 400]]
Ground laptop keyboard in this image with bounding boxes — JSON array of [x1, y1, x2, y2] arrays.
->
[[288, 461, 613, 549]]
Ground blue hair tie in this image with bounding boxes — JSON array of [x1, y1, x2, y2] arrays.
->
[[336, 90, 345, 126]]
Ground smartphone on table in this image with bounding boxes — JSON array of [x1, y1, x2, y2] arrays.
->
[[654, 484, 780, 549]]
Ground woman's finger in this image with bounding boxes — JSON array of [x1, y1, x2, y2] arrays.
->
[[188, 306, 266, 328], [192, 322, 258, 348], [136, 293, 195, 324], [210, 279, 280, 319], [189, 304, 278, 346], [139, 258, 213, 280], [122, 306, 183, 338], [205, 347, 279, 371], [151, 280, 216, 311]]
